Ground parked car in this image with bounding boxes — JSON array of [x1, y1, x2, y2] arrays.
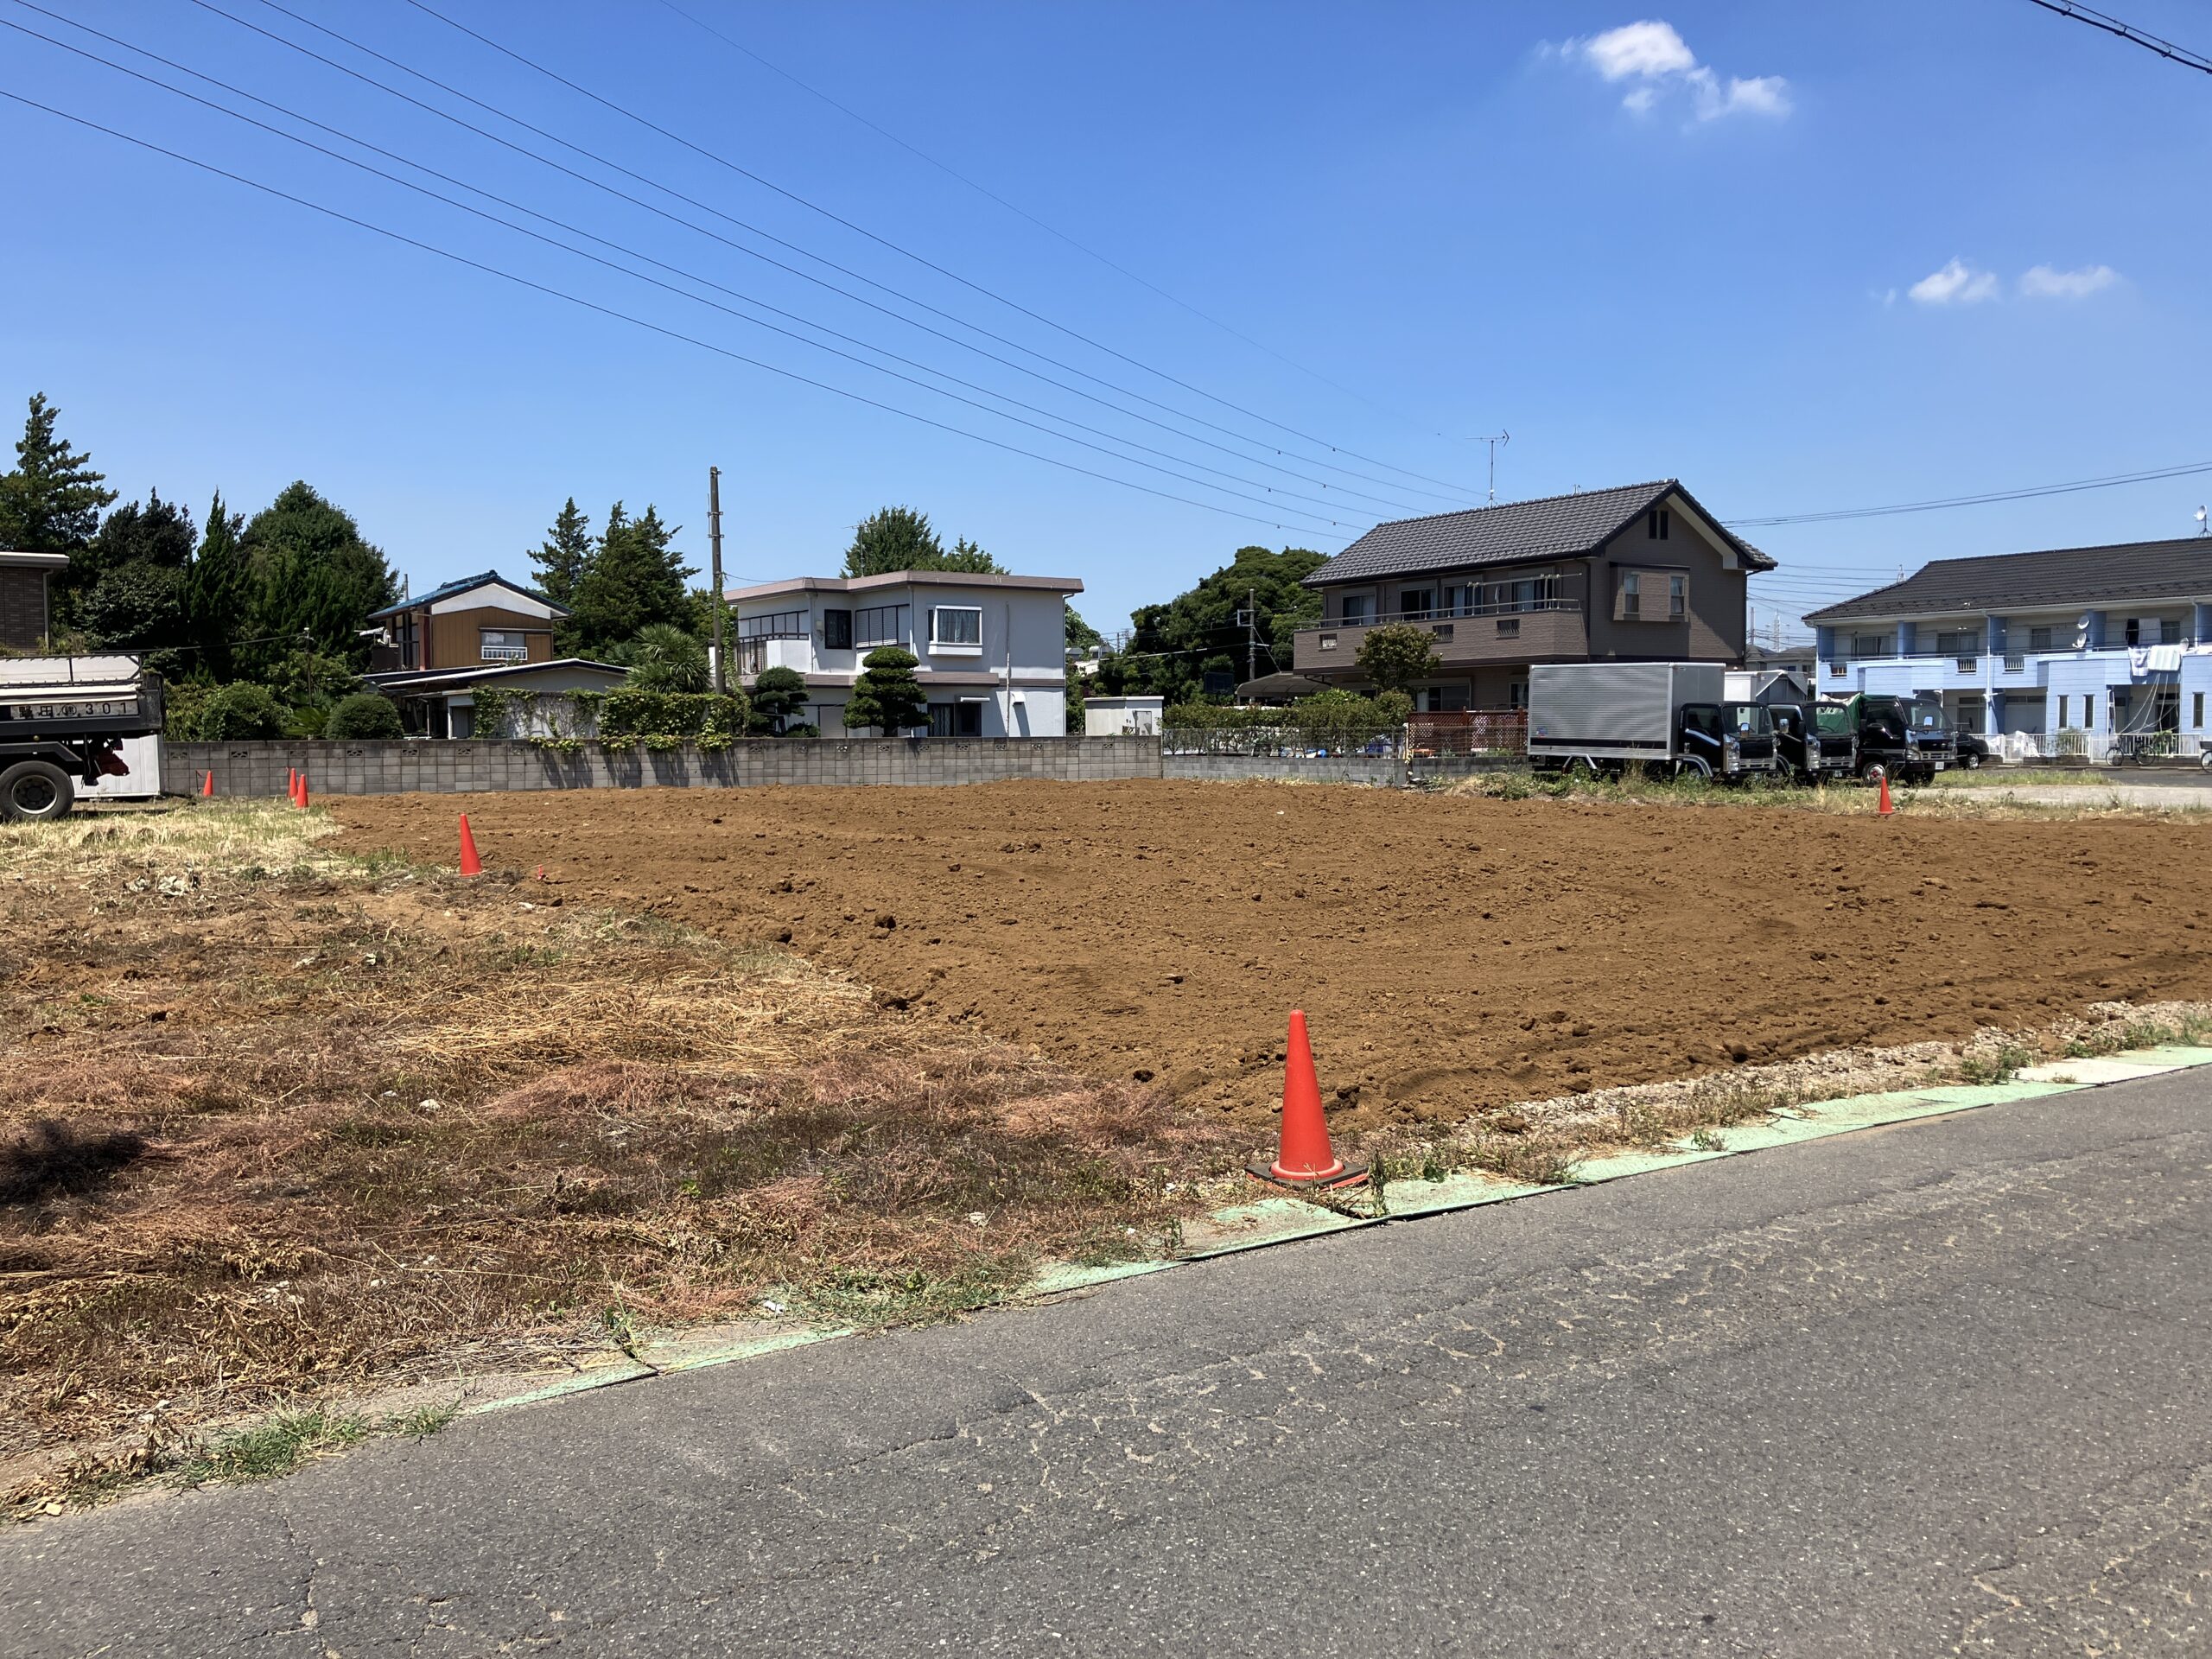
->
[[1954, 731, 1990, 770]]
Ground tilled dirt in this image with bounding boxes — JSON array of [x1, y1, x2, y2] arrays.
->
[[333, 782, 2212, 1131]]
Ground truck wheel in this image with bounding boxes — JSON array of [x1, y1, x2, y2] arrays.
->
[[1566, 756, 1599, 781], [0, 760, 75, 823], [1859, 760, 1887, 785], [1676, 756, 1713, 782]]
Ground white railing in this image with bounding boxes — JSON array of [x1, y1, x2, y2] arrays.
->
[[480, 645, 529, 662]]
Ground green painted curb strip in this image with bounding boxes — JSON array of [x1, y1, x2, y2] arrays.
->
[[470, 1360, 656, 1414]]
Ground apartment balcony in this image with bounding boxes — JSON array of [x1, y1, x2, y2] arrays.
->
[[1294, 601, 1586, 677]]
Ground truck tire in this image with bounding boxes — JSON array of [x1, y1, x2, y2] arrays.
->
[[0, 760, 75, 823], [1566, 756, 1599, 781], [1859, 760, 1887, 785], [1676, 756, 1713, 782]]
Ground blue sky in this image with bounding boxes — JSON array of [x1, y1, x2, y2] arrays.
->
[[5, 0, 2209, 639]]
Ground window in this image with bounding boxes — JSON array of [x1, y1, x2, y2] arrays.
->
[[480, 629, 528, 662], [2029, 626, 2054, 652], [928, 702, 983, 737], [1648, 508, 1670, 540], [2196, 692, 2206, 729], [2126, 617, 2142, 646], [1620, 572, 1641, 620], [1508, 678, 1528, 709], [2161, 617, 2183, 645], [1399, 588, 1433, 620], [1850, 633, 1893, 658], [737, 609, 808, 639], [1496, 617, 1519, 637], [1936, 629, 1978, 655], [1341, 594, 1374, 625], [1318, 632, 1338, 651], [930, 606, 982, 646], [854, 603, 909, 647], [1441, 582, 1478, 616], [2057, 695, 2069, 729], [822, 608, 852, 650], [1669, 574, 1686, 620], [1431, 623, 1453, 642], [2086, 695, 2099, 729]]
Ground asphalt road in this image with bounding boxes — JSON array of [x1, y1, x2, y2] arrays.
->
[[6, 1070, 2209, 1657]]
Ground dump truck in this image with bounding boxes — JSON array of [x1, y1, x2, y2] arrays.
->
[[1815, 692, 1954, 785], [1527, 663, 1777, 780], [0, 655, 165, 821], [1726, 670, 1853, 783]]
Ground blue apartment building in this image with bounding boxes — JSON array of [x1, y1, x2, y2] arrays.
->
[[1806, 537, 2212, 760]]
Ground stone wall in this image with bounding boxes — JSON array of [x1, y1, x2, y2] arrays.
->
[[164, 737, 1164, 797]]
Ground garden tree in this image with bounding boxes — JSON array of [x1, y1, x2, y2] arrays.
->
[[187, 493, 251, 680], [193, 681, 287, 740], [842, 645, 926, 733], [324, 691, 404, 739], [1105, 544, 1327, 703], [1065, 604, 1103, 653], [0, 393, 116, 555], [69, 491, 196, 651], [1065, 664, 1085, 734], [842, 505, 942, 576], [608, 621, 709, 692], [241, 482, 399, 669], [531, 497, 593, 607], [942, 536, 1002, 574], [747, 664, 810, 734], [563, 503, 694, 654], [1354, 623, 1441, 699]]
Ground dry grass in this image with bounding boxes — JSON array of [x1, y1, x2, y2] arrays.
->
[[1446, 768, 2209, 819], [1, 804, 1240, 1506]]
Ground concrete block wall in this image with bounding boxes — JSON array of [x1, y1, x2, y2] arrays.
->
[[163, 737, 1166, 797]]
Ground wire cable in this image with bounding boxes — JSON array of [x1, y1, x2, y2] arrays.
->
[[646, 0, 1400, 417], [0, 86, 1351, 542], [1726, 459, 2212, 527], [2, 8, 1375, 528], [394, 0, 1486, 498], [2024, 0, 2212, 74], [178, 0, 1448, 518]]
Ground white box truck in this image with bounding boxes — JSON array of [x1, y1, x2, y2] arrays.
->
[[1526, 663, 1777, 780]]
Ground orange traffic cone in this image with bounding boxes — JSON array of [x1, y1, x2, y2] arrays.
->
[[295, 772, 309, 810], [200, 770, 214, 798], [285, 766, 296, 803], [1876, 771, 1895, 817], [1248, 1011, 1367, 1190], [457, 814, 483, 877]]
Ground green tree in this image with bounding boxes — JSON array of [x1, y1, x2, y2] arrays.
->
[[565, 503, 695, 654], [325, 691, 404, 739], [748, 664, 810, 734], [187, 493, 251, 680], [1114, 544, 1327, 702], [68, 490, 196, 653], [1065, 604, 1103, 653], [241, 483, 399, 669], [194, 681, 287, 739], [842, 505, 944, 576], [531, 497, 593, 607], [941, 535, 1003, 574], [843, 645, 926, 734], [0, 393, 116, 555], [1354, 624, 1441, 697], [608, 621, 710, 691]]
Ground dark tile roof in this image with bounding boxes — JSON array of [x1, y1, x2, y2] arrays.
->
[[364, 657, 624, 691], [1803, 537, 2212, 624], [1302, 480, 1772, 587], [365, 570, 565, 620]]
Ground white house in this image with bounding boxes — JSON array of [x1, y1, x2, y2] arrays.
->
[[726, 570, 1080, 736]]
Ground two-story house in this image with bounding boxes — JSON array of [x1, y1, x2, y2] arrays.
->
[[726, 569, 1081, 736], [1805, 537, 2212, 758], [363, 570, 626, 738], [1294, 481, 1770, 709], [0, 551, 67, 651]]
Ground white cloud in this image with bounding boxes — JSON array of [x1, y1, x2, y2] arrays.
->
[[1567, 20, 1790, 121], [2020, 263, 2119, 299], [1908, 258, 1999, 306]]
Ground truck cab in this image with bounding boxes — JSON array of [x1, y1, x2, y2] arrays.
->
[[1680, 702, 1777, 779], [1770, 702, 1853, 783], [1823, 693, 1954, 785]]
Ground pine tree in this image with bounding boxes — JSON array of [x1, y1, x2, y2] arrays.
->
[[532, 497, 593, 607], [843, 506, 944, 577], [0, 393, 117, 553], [565, 502, 696, 655], [843, 646, 927, 734], [188, 492, 251, 680]]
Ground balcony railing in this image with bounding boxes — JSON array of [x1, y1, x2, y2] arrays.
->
[[1325, 598, 1582, 628], [479, 645, 529, 662]]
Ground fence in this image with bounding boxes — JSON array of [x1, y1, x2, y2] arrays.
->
[[1408, 710, 1527, 758], [1988, 730, 2206, 766]]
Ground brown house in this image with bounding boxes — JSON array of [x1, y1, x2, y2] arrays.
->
[[1294, 480, 1773, 709], [0, 550, 68, 651], [363, 570, 626, 739]]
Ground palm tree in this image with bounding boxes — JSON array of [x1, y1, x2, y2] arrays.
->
[[609, 622, 709, 692]]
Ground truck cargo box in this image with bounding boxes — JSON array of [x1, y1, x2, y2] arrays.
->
[[1528, 663, 1724, 760]]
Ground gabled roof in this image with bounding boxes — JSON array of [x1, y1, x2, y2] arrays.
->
[[365, 570, 566, 620], [1302, 480, 1773, 587], [364, 657, 624, 692], [1804, 537, 2212, 624]]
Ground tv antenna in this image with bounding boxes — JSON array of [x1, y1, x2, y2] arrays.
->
[[1462, 431, 1510, 504], [2196, 505, 2207, 536]]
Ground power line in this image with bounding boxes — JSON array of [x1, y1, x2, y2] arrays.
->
[[646, 0, 1400, 417], [2024, 0, 2212, 74], [0, 86, 1351, 542], [1, 8, 1372, 531], [1726, 459, 2212, 527], [180, 0, 1452, 518], [393, 0, 1488, 500]]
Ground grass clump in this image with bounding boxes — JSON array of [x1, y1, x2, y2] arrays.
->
[[174, 1408, 368, 1486]]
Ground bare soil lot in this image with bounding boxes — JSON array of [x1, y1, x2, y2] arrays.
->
[[334, 781, 2212, 1129]]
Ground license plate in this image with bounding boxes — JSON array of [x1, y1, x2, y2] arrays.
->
[[1933, 762, 1947, 772]]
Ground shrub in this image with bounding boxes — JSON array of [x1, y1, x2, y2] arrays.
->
[[324, 692, 405, 740], [749, 665, 810, 734], [845, 647, 926, 734], [194, 682, 287, 741]]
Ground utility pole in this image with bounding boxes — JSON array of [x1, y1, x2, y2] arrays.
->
[[708, 465, 727, 694], [1246, 588, 1259, 688]]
